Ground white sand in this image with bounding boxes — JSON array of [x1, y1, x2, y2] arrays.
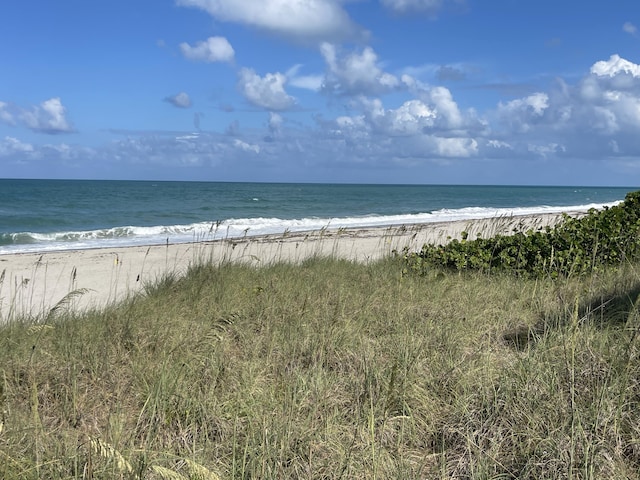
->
[[0, 212, 579, 320]]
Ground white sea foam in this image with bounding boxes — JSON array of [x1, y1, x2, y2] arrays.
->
[[0, 201, 620, 255]]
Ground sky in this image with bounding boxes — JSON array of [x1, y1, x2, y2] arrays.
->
[[1, 0, 640, 185]]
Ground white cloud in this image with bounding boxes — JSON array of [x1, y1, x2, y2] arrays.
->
[[19, 98, 74, 134], [353, 97, 437, 136], [579, 76, 602, 101], [165, 92, 193, 108], [11, 54, 640, 179], [590, 106, 619, 134], [320, 43, 400, 95], [238, 68, 296, 110], [381, 0, 453, 15], [286, 64, 323, 91], [0, 101, 15, 125], [176, 0, 362, 44], [330, 114, 368, 139], [180, 36, 235, 62], [503, 92, 549, 116], [428, 86, 463, 128], [497, 92, 549, 132], [480, 54, 640, 162], [403, 78, 484, 133], [575, 55, 640, 133], [97, 132, 279, 172], [0, 136, 34, 156], [107, 133, 226, 167], [623, 22, 638, 36], [487, 140, 512, 149], [42, 142, 85, 161], [269, 112, 283, 128], [527, 142, 565, 158], [591, 54, 640, 78], [431, 137, 478, 157], [289, 74, 324, 91], [387, 100, 437, 135], [0, 137, 98, 168], [266, 112, 283, 140], [233, 138, 260, 153], [325, 94, 479, 160]]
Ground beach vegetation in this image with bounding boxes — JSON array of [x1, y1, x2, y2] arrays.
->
[[403, 190, 640, 278], [1, 250, 640, 478]]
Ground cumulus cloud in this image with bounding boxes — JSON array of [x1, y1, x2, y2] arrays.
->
[[238, 68, 296, 110], [165, 92, 192, 108], [430, 136, 478, 157], [323, 93, 479, 160], [389, 100, 438, 135], [320, 43, 400, 95], [11, 54, 640, 180], [591, 54, 640, 78], [497, 92, 549, 132], [265, 112, 283, 141], [351, 97, 436, 136], [402, 77, 483, 133], [0, 136, 35, 156], [428, 86, 464, 129], [176, 0, 362, 44], [311, 71, 485, 161], [180, 36, 235, 62], [577, 56, 640, 134], [19, 98, 74, 134], [478, 54, 640, 162]]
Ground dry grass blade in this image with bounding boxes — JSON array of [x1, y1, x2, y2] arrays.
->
[[26, 324, 54, 334], [90, 438, 134, 476], [47, 288, 90, 318], [184, 459, 221, 480], [151, 465, 188, 480]]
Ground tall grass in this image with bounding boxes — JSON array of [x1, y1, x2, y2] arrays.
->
[[1, 255, 639, 478]]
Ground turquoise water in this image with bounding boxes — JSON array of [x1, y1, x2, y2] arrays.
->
[[0, 179, 635, 254]]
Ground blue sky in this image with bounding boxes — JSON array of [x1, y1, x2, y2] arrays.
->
[[1, 0, 640, 185]]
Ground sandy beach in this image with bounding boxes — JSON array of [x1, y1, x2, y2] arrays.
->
[[0, 212, 579, 320]]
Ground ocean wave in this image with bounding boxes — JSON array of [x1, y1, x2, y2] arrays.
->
[[0, 201, 619, 255]]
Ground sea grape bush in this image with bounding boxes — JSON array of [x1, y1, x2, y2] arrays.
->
[[403, 190, 640, 278]]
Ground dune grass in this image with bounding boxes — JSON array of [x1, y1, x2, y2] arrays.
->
[[1, 254, 640, 479]]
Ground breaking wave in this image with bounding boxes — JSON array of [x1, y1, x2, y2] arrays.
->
[[0, 201, 619, 254]]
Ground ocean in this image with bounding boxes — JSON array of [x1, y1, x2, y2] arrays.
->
[[0, 179, 635, 255]]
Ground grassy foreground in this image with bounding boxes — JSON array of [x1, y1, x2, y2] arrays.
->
[[1, 256, 640, 479]]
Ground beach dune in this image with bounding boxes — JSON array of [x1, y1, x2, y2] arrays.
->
[[0, 212, 577, 320]]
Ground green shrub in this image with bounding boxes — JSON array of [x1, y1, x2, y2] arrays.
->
[[404, 190, 640, 278]]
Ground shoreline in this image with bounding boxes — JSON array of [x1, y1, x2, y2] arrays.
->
[[0, 211, 583, 320]]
